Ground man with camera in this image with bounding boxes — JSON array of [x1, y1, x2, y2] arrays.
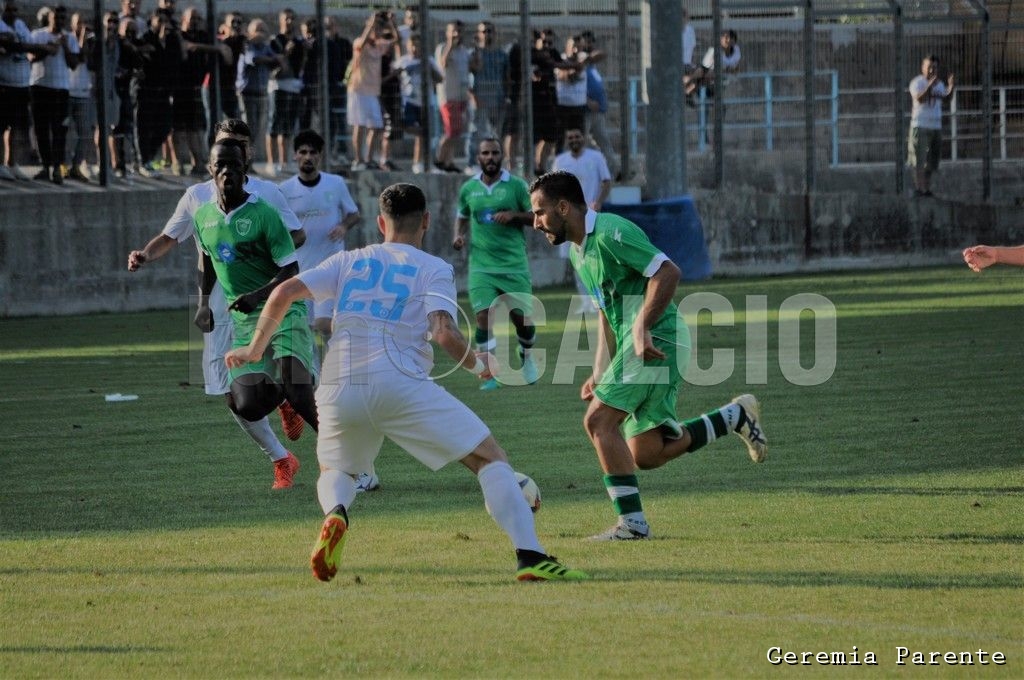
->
[[346, 10, 396, 171]]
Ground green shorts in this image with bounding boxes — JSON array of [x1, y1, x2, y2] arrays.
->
[[593, 334, 690, 440], [229, 303, 316, 383], [468, 271, 534, 316], [908, 127, 941, 172]]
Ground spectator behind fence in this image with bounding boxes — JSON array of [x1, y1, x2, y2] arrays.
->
[[908, 54, 954, 197], [681, 6, 696, 74], [378, 22, 403, 171], [554, 35, 587, 154], [577, 30, 619, 179], [176, 7, 223, 177], [118, 0, 145, 37], [323, 15, 352, 160], [112, 17, 143, 178], [684, 28, 740, 98], [1, 0, 52, 181], [237, 18, 276, 166], [298, 18, 321, 133], [29, 4, 80, 185], [267, 8, 304, 177], [501, 37, 523, 170], [135, 9, 181, 179], [434, 20, 471, 173], [347, 10, 396, 171], [215, 12, 245, 120], [530, 29, 560, 175], [394, 31, 442, 173], [65, 11, 95, 181], [469, 21, 508, 160]]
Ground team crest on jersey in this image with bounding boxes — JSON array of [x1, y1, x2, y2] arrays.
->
[[216, 242, 237, 263], [234, 218, 253, 236]]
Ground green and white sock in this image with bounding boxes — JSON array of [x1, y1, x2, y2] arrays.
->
[[604, 474, 647, 527], [682, 403, 742, 452]]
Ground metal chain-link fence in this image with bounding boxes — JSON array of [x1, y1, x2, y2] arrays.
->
[[6, 0, 1020, 200]]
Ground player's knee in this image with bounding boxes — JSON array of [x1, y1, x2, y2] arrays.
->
[[583, 406, 619, 439]]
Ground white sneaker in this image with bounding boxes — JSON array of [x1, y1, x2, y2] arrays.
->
[[354, 472, 380, 493], [350, 160, 367, 171], [588, 521, 650, 541], [731, 394, 767, 462], [9, 164, 30, 180], [411, 161, 424, 174]]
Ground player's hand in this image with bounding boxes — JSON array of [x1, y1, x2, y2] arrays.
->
[[452, 235, 466, 251], [580, 375, 595, 401], [963, 245, 996, 272], [633, 325, 665, 361], [328, 224, 347, 241], [127, 250, 147, 271], [225, 346, 261, 369], [491, 211, 514, 224], [193, 305, 214, 333], [229, 292, 259, 314]]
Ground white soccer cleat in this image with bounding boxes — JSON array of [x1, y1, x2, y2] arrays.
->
[[731, 394, 767, 463], [354, 472, 380, 493], [587, 521, 651, 541]]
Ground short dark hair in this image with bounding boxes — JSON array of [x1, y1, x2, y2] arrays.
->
[[211, 137, 246, 156], [529, 170, 586, 208], [293, 129, 324, 152], [214, 118, 252, 140], [925, 54, 940, 64], [379, 183, 426, 232]]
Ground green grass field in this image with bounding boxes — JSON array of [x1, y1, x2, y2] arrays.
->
[[1, 266, 1022, 678]]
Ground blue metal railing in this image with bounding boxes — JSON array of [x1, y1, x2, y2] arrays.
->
[[627, 70, 841, 165]]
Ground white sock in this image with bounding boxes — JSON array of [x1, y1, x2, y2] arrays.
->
[[317, 468, 358, 516], [230, 411, 289, 461], [719, 403, 742, 431], [478, 461, 544, 553]]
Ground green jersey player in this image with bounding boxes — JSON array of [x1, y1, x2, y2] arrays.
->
[[195, 139, 318, 440], [453, 137, 538, 391], [528, 171, 768, 541]]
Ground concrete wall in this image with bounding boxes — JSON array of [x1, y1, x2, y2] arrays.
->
[[2, 169, 1023, 318]]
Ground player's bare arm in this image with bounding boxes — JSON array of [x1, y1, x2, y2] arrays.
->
[[127, 234, 177, 271], [228, 262, 299, 314], [582, 310, 614, 401], [193, 253, 217, 332], [452, 216, 469, 250], [964, 244, 1024, 271], [428, 310, 495, 380], [491, 211, 534, 225], [329, 212, 361, 241], [632, 260, 681, 361], [224, 276, 311, 367]]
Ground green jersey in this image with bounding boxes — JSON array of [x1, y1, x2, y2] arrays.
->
[[193, 194, 299, 321], [570, 211, 680, 349], [457, 171, 532, 274]]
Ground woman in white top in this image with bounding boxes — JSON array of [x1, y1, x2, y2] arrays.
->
[[684, 29, 740, 97]]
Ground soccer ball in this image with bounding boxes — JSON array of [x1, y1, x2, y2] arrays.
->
[[516, 472, 541, 513]]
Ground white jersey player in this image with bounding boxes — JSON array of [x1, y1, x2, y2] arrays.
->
[[278, 129, 361, 332], [127, 119, 310, 490], [225, 183, 588, 583]]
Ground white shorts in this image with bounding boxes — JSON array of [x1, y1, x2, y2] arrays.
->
[[347, 92, 384, 129], [201, 282, 232, 395], [315, 372, 491, 475]]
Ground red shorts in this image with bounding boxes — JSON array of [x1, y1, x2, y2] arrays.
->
[[440, 100, 468, 138]]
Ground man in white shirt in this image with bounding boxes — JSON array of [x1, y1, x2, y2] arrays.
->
[[127, 119, 315, 491], [225, 182, 588, 584], [278, 129, 361, 336], [28, 4, 79, 184], [434, 20, 471, 172], [553, 127, 611, 308], [908, 55, 954, 197], [0, 0, 51, 180]]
